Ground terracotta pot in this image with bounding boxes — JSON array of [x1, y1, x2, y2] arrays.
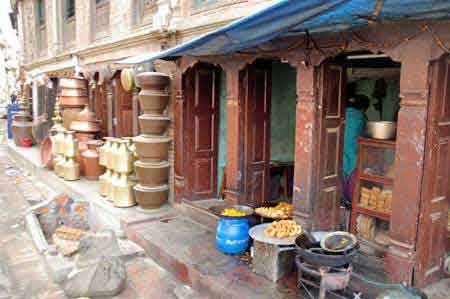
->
[[138, 91, 170, 115], [59, 77, 87, 89], [60, 96, 89, 108], [135, 72, 170, 92], [82, 140, 105, 180], [20, 138, 33, 147], [138, 114, 170, 135], [59, 88, 88, 97], [62, 107, 83, 130], [70, 105, 101, 133], [133, 135, 171, 162], [134, 160, 169, 187], [133, 184, 168, 209], [41, 136, 53, 169], [12, 122, 34, 146]]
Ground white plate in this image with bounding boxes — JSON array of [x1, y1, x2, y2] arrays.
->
[[249, 223, 298, 245]]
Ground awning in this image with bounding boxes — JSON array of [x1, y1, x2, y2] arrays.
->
[[118, 0, 450, 65]]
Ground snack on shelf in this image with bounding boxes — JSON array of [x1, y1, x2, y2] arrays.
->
[[360, 186, 393, 214], [221, 208, 246, 217], [356, 215, 375, 240], [264, 220, 302, 239], [255, 202, 293, 219]]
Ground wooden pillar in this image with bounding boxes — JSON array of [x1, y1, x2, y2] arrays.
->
[[106, 79, 114, 136], [292, 65, 317, 230], [173, 68, 185, 203], [386, 42, 431, 285], [132, 87, 139, 136], [223, 63, 243, 205]]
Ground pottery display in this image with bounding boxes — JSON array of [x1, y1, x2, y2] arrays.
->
[[99, 169, 112, 197], [134, 160, 169, 187], [133, 135, 171, 162], [115, 140, 133, 174], [99, 137, 113, 166], [133, 184, 169, 209], [63, 157, 80, 181], [137, 92, 170, 115], [59, 77, 88, 89], [138, 114, 170, 135], [70, 105, 101, 133], [54, 156, 65, 178], [41, 136, 53, 169], [112, 173, 136, 208], [82, 140, 105, 180], [12, 96, 34, 146], [62, 107, 83, 130], [135, 72, 170, 92], [64, 131, 78, 158]]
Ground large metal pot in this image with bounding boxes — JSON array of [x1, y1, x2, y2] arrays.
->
[[366, 121, 397, 140]]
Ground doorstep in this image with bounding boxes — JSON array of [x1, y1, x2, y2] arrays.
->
[[7, 140, 177, 232]]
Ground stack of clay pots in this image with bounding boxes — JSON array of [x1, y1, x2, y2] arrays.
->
[[12, 95, 34, 146], [58, 77, 89, 130], [133, 72, 171, 210]]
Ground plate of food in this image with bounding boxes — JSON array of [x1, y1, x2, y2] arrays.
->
[[249, 220, 302, 245], [254, 202, 294, 219]]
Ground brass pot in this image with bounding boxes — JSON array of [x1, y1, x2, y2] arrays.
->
[[62, 107, 83, 130], [135, 72, 170, 92], [59, 77, 87, 89], [134, 160, 169, 187], [133, 184, 168, 209], [82, 140, 105, 180], [138, 91, 170, 115], [138, 114, 170, 135], [63, 157, 80, 181], [133, 135, 171, 162], [60, 96, 89, 108]]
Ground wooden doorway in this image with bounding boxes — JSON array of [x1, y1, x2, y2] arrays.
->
[[184, 63, 221, 200], [94, 78, 108, 137], [241, 61, 272, 207], [415, 54, 450, 287], [113, 71, 133, 137]]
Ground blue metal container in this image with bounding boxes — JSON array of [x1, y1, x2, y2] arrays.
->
[[216, 217, 250, 254], [7, 103, 20, 139]]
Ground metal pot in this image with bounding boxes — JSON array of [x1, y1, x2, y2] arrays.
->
[[366, 121, 397, 140], [133, 135, 171, 162], [133, 184, 168, 209], [138, 114, 170, 135], [134, 160, 169, 187]]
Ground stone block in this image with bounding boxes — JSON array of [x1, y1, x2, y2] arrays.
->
[[252, 240, 296, 282]]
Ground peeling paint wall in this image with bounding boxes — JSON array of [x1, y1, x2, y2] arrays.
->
[[270, 61, 297, 162]]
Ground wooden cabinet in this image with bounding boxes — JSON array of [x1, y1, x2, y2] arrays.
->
[[350, 137, 395, 251]]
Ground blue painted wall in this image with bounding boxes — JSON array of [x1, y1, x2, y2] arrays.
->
[[217, 70, 227, 194]]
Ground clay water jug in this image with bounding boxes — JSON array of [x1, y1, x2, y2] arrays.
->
[[82, 140, 105, 180]]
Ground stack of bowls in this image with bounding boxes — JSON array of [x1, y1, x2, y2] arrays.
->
[[133, 72, 171, 210], [58, 77, 89, 130]]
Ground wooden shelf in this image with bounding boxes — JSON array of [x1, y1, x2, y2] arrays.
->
[[360, 173, 394, 185], [355, 206, 390, 221]]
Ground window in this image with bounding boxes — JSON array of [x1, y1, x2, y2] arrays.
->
[[92, 0, 110, 40], [37, 0, 45, 26], [135, 0, 156, 26], [96, 0, 108, 5], [66, 0, 75, 19]]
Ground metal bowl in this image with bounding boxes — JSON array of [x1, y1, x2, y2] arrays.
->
[[215, 205, 254, 219], [320, 231, 357, 253], [366, 121, 397, 140]]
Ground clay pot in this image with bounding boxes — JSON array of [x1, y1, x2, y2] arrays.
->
[[133, 135, 171, 162], [59, 77, 88, 89], [138, 91, 170, 115], [41, 136, 53, 169], [138, 114, 170, 135], [62, 107, 83, 130], [12, 122, 34, 146], [59, 96, 89, 108], [82, 140, 105, 180], [134, 160, 169, 187], [135, 72, 170, 92], [133, 184, 168, 209], [59, 88, 88, 97]]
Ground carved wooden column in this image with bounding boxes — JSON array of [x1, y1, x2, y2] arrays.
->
[[173, 67, 185, 203], [106, 79, 114, 136], [292, 64, 317, 230], [386, 41, 431, 285], [132, 87, 140, 136], [222, 63, 243, 205]]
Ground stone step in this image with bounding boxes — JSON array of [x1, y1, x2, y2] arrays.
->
[[178, 199, 226, 230], [125, 215, 301, 299]]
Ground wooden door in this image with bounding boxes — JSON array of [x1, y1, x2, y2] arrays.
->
[[415, 55, 450, 286], [114, 73, 133, 137], [184, 64, 221, 200], [315, 63, 346, 230], [95, 83, 108, 137], [242, 62, 271, 207]]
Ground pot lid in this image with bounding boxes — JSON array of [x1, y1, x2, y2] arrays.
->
[[133, 135, 171, 143], [138, 114, 171, 120], [134, 160, 170, 168], [134, 184, 169, 192]]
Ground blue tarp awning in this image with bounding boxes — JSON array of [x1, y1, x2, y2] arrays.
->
[[118, 0, 450, 65]]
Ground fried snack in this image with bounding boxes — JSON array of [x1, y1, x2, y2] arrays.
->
[[221, 208, 246, 217], [264, 220, 302, 239], [255, 202, 294, 219]]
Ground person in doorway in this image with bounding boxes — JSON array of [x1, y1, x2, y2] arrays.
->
[[342, 83, 371, 207]]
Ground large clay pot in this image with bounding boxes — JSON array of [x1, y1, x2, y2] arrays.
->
[[138, 92, 170, 115], [133, 184, 168, 209], [134, 160, 169, 187], [138, 114, 170, 135], [133, 135, 171, 162], [62, 107, 83, 130], [59, 77, 88, 89], [82, 140, 105, 180], [135, 72, 170, 92], [59, 96, 89, 108], [59, 88, 88, 97], [12, 122, 34, 146], [70, 105, 101, 133]]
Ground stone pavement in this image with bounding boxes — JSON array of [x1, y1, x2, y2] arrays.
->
[[0, 145, 207, 299]]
